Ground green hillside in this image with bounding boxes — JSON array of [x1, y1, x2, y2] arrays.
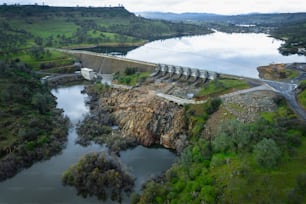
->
[[0, 5, 211, 56], [271, 22, 306, 55], [0, 5, 212, 70], [136, 100, 306, 204]]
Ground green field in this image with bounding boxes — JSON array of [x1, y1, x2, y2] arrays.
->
[[196, 77, 250, 99], [0, 5, 212, 71]]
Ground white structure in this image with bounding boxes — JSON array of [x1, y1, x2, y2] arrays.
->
[[101, 74, 113, 85], [81, 68, 96, 80]]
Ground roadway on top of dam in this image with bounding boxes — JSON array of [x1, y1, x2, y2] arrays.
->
[[55, 48, 157, 67]]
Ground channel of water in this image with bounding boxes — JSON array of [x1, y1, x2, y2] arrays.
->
[[0, 85, 176, 203]]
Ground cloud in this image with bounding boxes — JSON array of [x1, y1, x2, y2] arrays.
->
[[1, 0, 306, 14]]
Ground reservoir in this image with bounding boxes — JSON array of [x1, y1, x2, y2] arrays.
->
[[115, 32, 305, 78], [0, 85, 176, 203]]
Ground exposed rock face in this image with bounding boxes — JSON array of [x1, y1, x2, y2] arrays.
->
[[257, 64, 287, 80], [96, 87, 187, 150]]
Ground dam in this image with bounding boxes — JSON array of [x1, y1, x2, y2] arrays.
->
[[57, 49, 157, 74], [56, 49, 218, 82]]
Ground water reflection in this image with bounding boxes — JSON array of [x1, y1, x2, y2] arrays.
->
[[0, 85, 176, 204], [52, 85, 89, 123], [125, 32, 305, 78]]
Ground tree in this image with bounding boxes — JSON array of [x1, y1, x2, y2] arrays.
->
[[31, 92, 51, 114], [34, 36, 43, 46], [253, 138, 281, 168], [213, 119, 251, 153], [29, 46, 45, 59]]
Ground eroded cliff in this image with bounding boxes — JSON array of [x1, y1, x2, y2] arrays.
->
[[105, 88, 186, 149], [83, 84, 188, 151]]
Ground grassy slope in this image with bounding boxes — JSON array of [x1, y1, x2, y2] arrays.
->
[[0, 5, 211, 51], [297, 80, 306, 109], [195, 77, 250, 99], [0, 5, 212, 69]]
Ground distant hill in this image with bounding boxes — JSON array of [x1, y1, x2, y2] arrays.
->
[[137, 11, 219, 22], [138, 11, 306, 26]]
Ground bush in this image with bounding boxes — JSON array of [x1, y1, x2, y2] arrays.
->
[[213, 119, 251, 153], [130, 193, 140, 204], [124, 67, 137, 75], [62, 152, 134, 201], [253, 138, 281, 168], [205, 97, 222, 114], [296, 173, 306, 194], [210, 154, 226, 168]]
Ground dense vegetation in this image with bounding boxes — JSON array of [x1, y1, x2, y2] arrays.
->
[[135, 97, 306, 204], [271, 21, 306, 55], [0, 60, 69, 181], [62, 152, 134, 202], [113, 67, 151, 86]]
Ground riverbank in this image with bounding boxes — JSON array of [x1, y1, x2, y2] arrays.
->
[[0, 61, 69, 181]]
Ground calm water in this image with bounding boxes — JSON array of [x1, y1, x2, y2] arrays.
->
[[124, 32, 306, 78], [0, 85, 176, 203]]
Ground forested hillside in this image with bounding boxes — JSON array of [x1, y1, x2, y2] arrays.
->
[[0, 60, 69, 180], [271, 21, 306, 55]]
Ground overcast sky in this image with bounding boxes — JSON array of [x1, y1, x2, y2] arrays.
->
[[1, 0, 306, 14]]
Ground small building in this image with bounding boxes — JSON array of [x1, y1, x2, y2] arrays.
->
[[81, 68, 96, 80]]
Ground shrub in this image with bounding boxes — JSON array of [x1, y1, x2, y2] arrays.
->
[[124, 67, 137, 75], [205, 97, 222, 114], [210, 154, 226, 168], [213, 119, 251, 153], [296, 173, 306, 194], [253, 138, 281, 168], [62, 152, 134, 201]]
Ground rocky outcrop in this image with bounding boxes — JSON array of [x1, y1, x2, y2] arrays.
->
[[257, 64, 287, 80], [88, 86, 187, 151]]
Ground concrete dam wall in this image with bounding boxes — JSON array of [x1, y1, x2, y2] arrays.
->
[[56, 49, 219, 82], [58, 49, 157, 74]]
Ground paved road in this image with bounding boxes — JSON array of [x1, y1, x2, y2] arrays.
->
[[263, 80, 306, 121], [155, 81, 306, 122], [154, 84, 273, 105]]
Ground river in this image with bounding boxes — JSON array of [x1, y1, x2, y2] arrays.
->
[[93, 32, 306, 78], [0, 85, 176, 203]]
